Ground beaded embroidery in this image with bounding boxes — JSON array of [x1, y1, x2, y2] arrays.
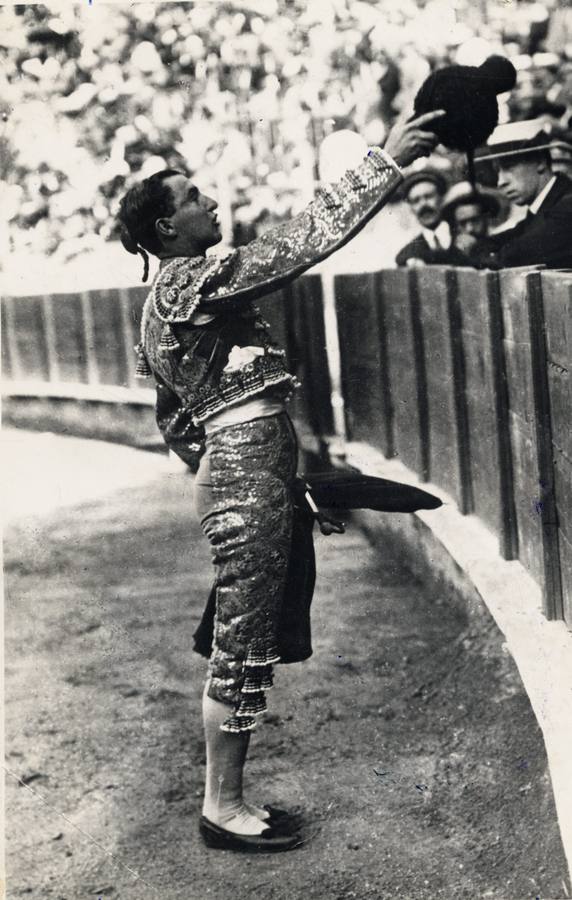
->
[[137, 148, 402, 418], [199, 415, 297, 733], [153, 256, 211, 324], [134, 342, 152, 377], [315, 183, 342, 210], [221, 647, 281, 733]]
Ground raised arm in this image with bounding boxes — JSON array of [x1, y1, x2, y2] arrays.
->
[[196, 112, 445, 310], [198, 148, 399, 308]]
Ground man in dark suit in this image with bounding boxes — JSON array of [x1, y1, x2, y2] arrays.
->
[[440, 180, 501, 266], [395, 169, 461, 267], [474, 120, 572, 269]]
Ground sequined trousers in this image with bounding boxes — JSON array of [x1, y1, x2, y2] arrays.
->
[[193, 413, 298, 733]]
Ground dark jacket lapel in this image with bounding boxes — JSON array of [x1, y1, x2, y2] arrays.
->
[[534, 174, 572, 215]]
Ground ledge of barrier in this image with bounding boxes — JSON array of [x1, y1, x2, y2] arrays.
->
[[343, 440, 572, 879], [1, 382, 328, 464], [2, 382, 161, 451], [2, 380, 155, 405]]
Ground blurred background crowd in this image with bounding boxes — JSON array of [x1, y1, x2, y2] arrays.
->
[[2, 0, 572, 286]]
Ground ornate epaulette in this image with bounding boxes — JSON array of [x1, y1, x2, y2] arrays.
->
[[152, 253, 237, 322], [135, 253, 237, 375], [153, 256, 210, 323]]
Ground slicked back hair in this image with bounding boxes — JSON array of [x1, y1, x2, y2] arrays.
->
[[117, 169, 182, 280]]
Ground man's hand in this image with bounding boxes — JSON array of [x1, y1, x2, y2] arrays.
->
[[454, 233, 478, 253], [384, 111, 446, 168]]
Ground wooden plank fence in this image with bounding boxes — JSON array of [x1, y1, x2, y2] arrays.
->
[[498, 271, 563, 619], [375, 269, 429, 479], [414, 267, 472, 513], [334, 272, 393, 456], [2, 268, 571, 625], [455, 269, 518, 559], [258, 275, 334, 441], [538, 273, 572, 623]]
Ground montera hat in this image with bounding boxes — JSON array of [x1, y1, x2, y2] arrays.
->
[[413, 56, 517, 153], [474, 119, 553, 163], [412, 55, 517, 184], [401, 169, 448, 199], [440, 181, 500, 220]]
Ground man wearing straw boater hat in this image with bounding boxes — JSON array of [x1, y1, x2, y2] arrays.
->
[[474, 119, 572, 269]]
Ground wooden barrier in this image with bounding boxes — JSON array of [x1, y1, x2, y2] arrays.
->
[[256, 287, 291, 355], [499, 271, 563, 619], [4, 294, 50, 382], [455, 269, 518, 558], [50, 292, 90, 384], [538, 273, 572, 623], [89, 289, 132, 387], [414, 267, 472, 512], [280, 274, 334, 439], [377, 269, 429, 479], [334, 272, 394, 456], [257, 284, 310, 433], [1, 298, 14, 380], [1, 268, 570, 625]]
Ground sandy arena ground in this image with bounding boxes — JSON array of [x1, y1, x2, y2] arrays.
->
[[3, 430, 569, 900]]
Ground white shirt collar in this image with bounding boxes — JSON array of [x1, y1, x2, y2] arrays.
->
[[529, 175, 557, 215], [421, 220, 451, 250]]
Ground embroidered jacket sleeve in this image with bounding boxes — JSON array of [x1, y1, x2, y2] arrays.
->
[[198, 148, 402, 309]]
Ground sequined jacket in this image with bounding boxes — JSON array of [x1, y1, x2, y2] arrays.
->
[[137, 147, 402, 468]]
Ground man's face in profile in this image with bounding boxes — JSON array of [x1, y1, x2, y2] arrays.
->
[[495, 157, 543, 207], [407, 181, 443, 230], [162, 174, 222, 253]]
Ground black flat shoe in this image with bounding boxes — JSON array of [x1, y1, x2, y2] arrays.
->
[[199, 816, 303, 853], [262, 805, 303, 826]]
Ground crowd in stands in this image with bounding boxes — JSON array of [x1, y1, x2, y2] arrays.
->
[[395, 121, 572, 271], [2, 0, 572, 273]]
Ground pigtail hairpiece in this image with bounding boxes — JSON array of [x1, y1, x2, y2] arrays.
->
[[138, 246, 150, 283], [118, 170, 182, 284], [119, 223, 149, 282]]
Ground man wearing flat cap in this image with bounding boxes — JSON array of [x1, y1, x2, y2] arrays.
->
[[395, 169, 462, 267], [474, 119, 572, 269], [440, 181, 501, 266]]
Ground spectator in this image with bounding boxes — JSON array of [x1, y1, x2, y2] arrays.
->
[[474, 119, 572, 269], [545, 57, 572, 126], [440, 180, 501, 264], [549, 130, 572, 178], [395, 170, 460, 267], [6, 0, 572, 272]]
